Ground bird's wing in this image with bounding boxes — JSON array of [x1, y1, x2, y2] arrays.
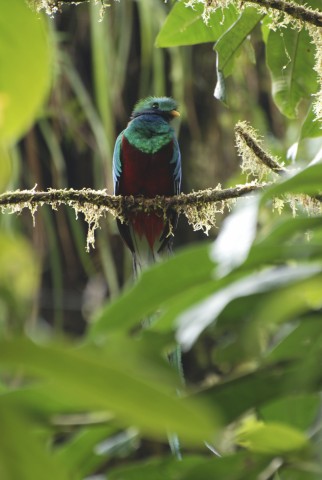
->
[[171, 136, 182, 195], [158, 137, 182, 254], [112, 131, 124, 194]]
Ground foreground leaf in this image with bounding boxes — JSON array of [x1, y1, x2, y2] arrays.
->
[[0, 337, 219, 445], [0, 0, 52, 143]]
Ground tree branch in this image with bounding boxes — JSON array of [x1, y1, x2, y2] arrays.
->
[[247, 0, 322, 28], [0, 183, 267, 215], [235, 123, 287, 175]]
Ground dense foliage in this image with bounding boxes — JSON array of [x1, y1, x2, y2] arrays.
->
[[1, 0, 322, 479]]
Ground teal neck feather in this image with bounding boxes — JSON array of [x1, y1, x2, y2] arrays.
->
[[124, 114, 174, 154]]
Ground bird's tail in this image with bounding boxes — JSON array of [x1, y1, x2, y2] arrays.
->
[[131, 226, 172, 278]]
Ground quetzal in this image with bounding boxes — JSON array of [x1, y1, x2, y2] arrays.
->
[[113, 96, 181, 275]]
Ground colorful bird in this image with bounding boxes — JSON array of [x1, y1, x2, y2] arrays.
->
[[113, 96, 181, 275]]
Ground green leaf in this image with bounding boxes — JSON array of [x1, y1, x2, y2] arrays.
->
[[0, 401, 69, 480], [260, 395, 320, 431], [0, 337, 219, 445], [109, 452, 268, 480], [155, 3, 238, 47], [266, 317, 322, 364], [176, 264, 321, 350], [262, 164, 322, 200], [237, 420, 308, 454], [215, 7, 264, 77], [196, 360, 322, 425], [90, 243, 214, 338], [108, 455, 205, 480], [0, 0, 52, 143], [55, 425, 134, 478], [300, 104, 322, 140], [266, 26, 318, 118]]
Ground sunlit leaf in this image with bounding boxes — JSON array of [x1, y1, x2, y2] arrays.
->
[[237, 420, 308, 454], [156, 3, 238, 47], [0, 0, 52, 143]]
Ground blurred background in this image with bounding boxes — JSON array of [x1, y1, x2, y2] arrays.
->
[[2, 0, 296, 336]]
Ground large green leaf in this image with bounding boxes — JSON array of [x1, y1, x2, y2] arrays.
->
[[215, 7, 264, 77], [260, 394, 320, 431], [237, 420, 308, 454], [0, 0, 52, 143], [156, 2, 238, 47], [176, 264, 321, 349], [0, 337, 219, 445], [0, 401, 69, 480], [214, 7, 263, 102], [266, 26, 318, 118], [90, 243, 214, 338]]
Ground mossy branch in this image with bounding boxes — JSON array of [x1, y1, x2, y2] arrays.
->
[[247, 0, 322, 27], [235, 122, 286, 176], [34, 0, 322, 27], [1, 122, 315, 250], [0, 183, 266, 215]]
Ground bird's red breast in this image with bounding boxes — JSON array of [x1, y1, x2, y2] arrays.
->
[[119, 136, 175, 249]]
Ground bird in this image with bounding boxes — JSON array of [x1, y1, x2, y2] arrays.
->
[[112, 96, 181, 276]]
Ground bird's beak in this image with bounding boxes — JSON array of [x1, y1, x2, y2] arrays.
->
[[170, 110, 180, 118]]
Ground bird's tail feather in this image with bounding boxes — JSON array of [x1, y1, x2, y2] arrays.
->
[[131, 227, 172, 277]]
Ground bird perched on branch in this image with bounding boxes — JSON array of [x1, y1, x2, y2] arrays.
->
[[113, 96, 181, 276]]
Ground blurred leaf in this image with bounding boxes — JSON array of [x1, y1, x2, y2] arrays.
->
[[266, 26, 318, 118], [0, 402, 69, 480], [260, 394, 320, 431], [237, 419, 308, 454], [109, 452, 267, 480], [0, 233, 39, 329], [267, 317, 322, 363], [108, 455, 205, 480], [176, 264, 321, 350], [0, 144, 12, 191], [0, 0, 52, 143], [211, 196, 260, 276], [0, 337, 219, 445], [91, 243, 214, 338], [277, 467, 322, 480], [262, 164, 322, 200], [196, 360, 322, 425], [215, 7, 264, 77], [155, 3, 238, 47], [55, 424, 134, 478]]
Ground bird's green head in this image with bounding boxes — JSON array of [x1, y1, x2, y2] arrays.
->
[[131, 96, 180, 121]]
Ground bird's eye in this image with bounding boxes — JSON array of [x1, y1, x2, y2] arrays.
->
[[152, 102, 159, 109]]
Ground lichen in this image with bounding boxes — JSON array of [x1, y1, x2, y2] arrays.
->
[[307, 25, 322, 122], [235, 121, 281, 181]]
